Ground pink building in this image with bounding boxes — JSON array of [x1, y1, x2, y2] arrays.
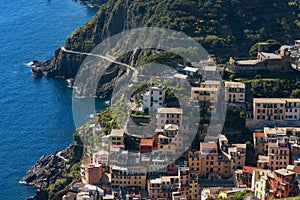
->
[[179, 166, 190, 197]]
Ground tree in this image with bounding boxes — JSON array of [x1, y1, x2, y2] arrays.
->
[[291, 89, 300, 98]]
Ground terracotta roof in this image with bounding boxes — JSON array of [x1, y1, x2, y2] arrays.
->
[[293, 166, 300, 173], [254, 132, 266, 138], [140, 138, 153, 147], [243, 166, 263, 173]]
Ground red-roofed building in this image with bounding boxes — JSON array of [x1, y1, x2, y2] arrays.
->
[[235, 166, 265, 188], [81, 163, 103, 185], [243, 166, 262, 173], [268, 169, 298, 199], [140, 138, 153, 153]]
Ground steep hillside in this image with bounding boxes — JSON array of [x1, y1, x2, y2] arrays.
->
[[33, 0, 300, 79]]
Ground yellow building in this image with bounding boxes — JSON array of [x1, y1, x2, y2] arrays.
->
[[188, 142, 232, 179], [189, 172, 199, 200], [251, 98, 300, 126], [225, 81, 245, 111], [154, 124, 186, 158], [219, 190, 245, 199], [253, 127, 291, 170], [111, 166, 147, 190], [253, 98, 286, 122], [157, 108, 183, 129], [188, 151, 201, 175], [190, 80, 221, 114]]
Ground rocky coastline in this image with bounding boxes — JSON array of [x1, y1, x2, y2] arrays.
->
[[22, 137, 83, 200]]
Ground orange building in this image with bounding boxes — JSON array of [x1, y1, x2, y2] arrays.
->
[[268, 169, 298, 199], [140, 138, 153, 153], [81, 163, 103, 184], [253, 132, 267, 156]]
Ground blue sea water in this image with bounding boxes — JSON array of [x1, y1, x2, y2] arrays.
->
[[0, 0, 97, 199]]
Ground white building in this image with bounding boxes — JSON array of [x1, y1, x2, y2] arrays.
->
[[142, 85, 165, 111]]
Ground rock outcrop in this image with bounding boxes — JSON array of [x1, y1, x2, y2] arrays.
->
[[22, 138, 83, 199]]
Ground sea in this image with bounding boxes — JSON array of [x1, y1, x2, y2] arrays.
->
[[0, 0, 97, 199]]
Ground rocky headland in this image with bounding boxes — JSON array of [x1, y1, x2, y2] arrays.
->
[[22, 137, 83, 200]]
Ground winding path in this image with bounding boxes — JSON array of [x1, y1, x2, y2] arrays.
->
[[61, 46, 137, 75]]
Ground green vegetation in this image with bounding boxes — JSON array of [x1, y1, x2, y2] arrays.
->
[[98, 108, 119, 135], [66, 0, 300, 62], [282, 197, 300, 200], [68, 163, 81, 180], [48, 178, 71, 199], [251, 79, 300, 98], [206, 191, 251, 200], [227, 191, 252, 200], [224, 70, 300, 98], [130, 110, 150, 119], [145, 51, 182, 65]]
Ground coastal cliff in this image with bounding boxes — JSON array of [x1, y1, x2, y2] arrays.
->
[[32, 0, 300, 80], [22, 136, 83, 200]]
